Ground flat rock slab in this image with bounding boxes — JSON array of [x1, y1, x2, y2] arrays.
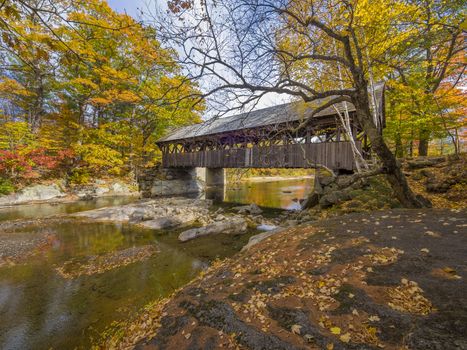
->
[[73, 198, 211, 228], [179, 218, 247, 242], [131, 208, 466, 350]]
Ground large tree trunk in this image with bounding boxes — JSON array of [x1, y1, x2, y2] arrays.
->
[[352, 80, 425, 208], [418, 127, 430, 156]]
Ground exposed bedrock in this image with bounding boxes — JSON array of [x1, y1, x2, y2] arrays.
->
[[73, 198, 211, 230]]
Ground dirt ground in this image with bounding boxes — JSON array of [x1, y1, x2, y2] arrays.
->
[[131, 208, 466, 350]]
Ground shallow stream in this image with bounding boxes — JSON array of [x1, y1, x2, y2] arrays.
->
[[0, 177, 313, 349]]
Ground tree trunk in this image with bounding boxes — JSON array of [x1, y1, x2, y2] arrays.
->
[[395, 132, 403, 158], [418, 127, 430, 156], [352, 81, 425, 208]]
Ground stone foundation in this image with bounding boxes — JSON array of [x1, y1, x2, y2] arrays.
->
[[138, 166, 203, 198], [205, 168, 225, 187], [302, 173, 364, 209]]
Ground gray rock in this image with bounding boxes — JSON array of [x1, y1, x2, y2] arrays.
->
[[319, 191, 351, 208], [139, 216, 189, 230], [214, 214, 226, 221], [301, 193, 319, 209], [95, 187, 110, 196], [241, 228, 285, 251], [285, 219, 299, 227], [317, 176, 335, 187], [407, 157, 445, 169], [0, 184, 65, 206], [110, 182, 131, 194], [179, 218, 247, 242], [129, 207, 156, 222], [336, 175, 355, 188], [232, 203, 263, 215], [74, 198, 211, 229]]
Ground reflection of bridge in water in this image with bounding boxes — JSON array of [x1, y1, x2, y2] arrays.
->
[[156, 83, 385, 200]]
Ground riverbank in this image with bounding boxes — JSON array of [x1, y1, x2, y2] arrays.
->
[[0, 179, 139, 208], [107, 208, 466, 350]]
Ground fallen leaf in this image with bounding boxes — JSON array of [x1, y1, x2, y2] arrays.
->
[[340, 333, 351, 343], [330, 327, 341, 335], [443, 267, 456, 274], [291, 324, 302, 335], [368, 315, 380, 322], [420, 248, 430, 253], [367, 326, 377, 336]]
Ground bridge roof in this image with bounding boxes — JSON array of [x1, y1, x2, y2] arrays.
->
[[158, 82, 384, 143]]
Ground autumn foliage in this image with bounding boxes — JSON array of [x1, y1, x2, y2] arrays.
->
[[0, 0, 202, 189]]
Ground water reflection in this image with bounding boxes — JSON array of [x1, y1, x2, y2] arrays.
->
[[223, 177, 313, 209], [205, 186, 225, 202], [0, 178, 313, 349], [0, 221, 252, 349]]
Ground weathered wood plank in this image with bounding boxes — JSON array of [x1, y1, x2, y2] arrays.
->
[[162, 141, 361, 171]]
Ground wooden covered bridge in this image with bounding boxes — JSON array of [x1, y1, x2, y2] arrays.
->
[[156, 83, 384, 186]]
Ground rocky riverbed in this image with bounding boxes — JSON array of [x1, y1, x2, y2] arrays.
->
[[73, 198, 287, 242]]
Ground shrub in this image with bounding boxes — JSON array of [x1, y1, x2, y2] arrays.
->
[[0, 178, 15, 195], [0, 150, 33, 181], [68, 168, 91, 185]]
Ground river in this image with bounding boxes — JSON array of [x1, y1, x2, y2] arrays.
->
[[0, 177, 313, 349]]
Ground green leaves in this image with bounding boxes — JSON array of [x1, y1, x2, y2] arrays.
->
[[0, 0, 202, 182]]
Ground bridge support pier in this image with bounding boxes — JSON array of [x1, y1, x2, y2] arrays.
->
[[205, 168, 225, 187], [139, 167, 203, 197], [205, 168, 225, 202]]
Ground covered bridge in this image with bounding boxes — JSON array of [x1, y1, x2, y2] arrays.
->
[[156, 83, 385, 177]]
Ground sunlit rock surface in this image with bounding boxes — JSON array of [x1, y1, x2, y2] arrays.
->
[[179, 217, 248, 242], [73, 198, 211, 229]]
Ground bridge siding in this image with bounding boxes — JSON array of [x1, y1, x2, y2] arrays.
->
[[162, 141, 359, 171]]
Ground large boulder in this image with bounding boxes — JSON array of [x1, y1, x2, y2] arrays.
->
[[139, 214, 198, 230], [74, 198, 211, 229], [319, 190, 351, 209], [301, 192, 320, 209], [0, 183, 66, 206], [179, 217, 247, 242]]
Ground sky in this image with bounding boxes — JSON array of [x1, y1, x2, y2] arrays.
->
[[106, 0, 289, 115], [107, 0, 149, 18]]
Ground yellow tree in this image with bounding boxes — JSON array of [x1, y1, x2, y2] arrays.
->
[[161, 0, 428, 207]]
